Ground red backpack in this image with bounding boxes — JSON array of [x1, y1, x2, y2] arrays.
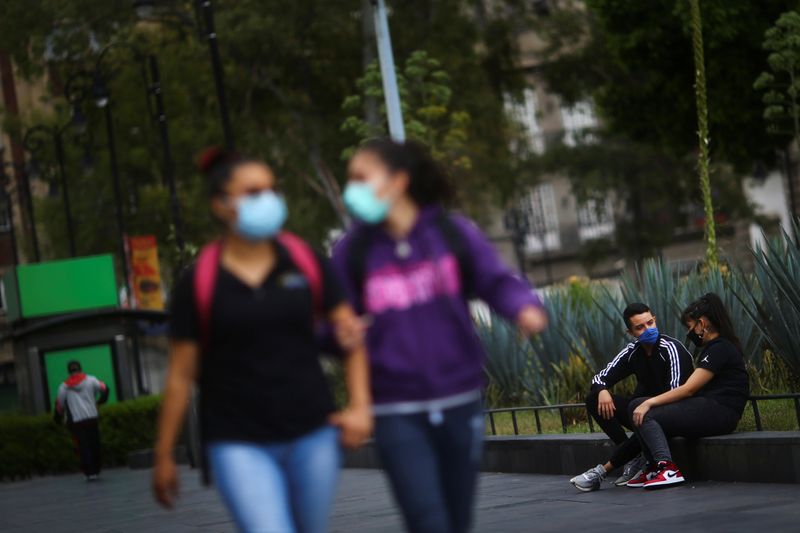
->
[[193, 232, 323, 350]]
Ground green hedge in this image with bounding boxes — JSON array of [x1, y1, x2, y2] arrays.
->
[[0, 395, 161, 481]]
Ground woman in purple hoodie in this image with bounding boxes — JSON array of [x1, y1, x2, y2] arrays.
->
[[332, 138, 548, 533]]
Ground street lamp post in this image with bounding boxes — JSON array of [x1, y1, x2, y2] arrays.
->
[[195, 0, 234, 149], [64, 66, 132, 300], [22, 124, 77, 257], [133, 0, 234, 149], [91, 71, 132, 303], [93, 43, 185, 261], [147, 55, 185, 259], [61, 39, 189, 300], [371, 0, 405, 142]]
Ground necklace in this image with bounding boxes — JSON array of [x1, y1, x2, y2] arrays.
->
[[395, 240, 412, 259]]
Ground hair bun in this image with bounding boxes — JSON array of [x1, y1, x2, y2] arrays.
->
[[197, 145, 235, 173]]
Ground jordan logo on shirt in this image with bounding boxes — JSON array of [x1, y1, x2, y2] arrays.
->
[[701, 355, 710, 364]]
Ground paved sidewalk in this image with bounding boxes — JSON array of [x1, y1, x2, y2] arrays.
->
[[1, 467, 798, 532]]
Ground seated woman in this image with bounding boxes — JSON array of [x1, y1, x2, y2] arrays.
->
[[628, 292, 750, 489]]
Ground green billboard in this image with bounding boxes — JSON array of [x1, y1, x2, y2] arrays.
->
[[6, 254, 119, 321], [43, 344, 118, 410]]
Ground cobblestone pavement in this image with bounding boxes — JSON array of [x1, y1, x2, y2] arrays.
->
[[1, 467, 798, 532]]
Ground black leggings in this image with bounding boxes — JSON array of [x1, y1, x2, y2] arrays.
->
[[586, 390, 640, 468], [628, 396, 740, 464]]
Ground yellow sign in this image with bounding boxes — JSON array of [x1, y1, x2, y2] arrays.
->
[[127, 235, 164, 310]]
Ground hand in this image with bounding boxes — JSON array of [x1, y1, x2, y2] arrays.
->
[[329, 404, 373, 449], [516, 306, 548, 336], [335, 315, 369, 352], [597, 389, 616, 420], [153, 456, 179, 509], [632, 401, 652, 427]]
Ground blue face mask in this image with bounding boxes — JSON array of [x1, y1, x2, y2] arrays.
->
[[343, 182, 390, 224], [639, 327, 660, 345], [235, 191, 287, 241]]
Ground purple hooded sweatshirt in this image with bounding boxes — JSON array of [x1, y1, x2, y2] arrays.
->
[[331, 206, 543, 407]]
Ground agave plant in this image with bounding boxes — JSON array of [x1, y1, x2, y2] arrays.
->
[[476, 311, 537, 405], [529, 290, 580, 403], [619, 258, 684, 339], [679, 267, 764, 365], [577, 285, 629, 373], [734, 228, 800, 378]]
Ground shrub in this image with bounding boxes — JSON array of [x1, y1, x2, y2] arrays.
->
[[736, 228, 800, 377], [0, 395, 161, 481]]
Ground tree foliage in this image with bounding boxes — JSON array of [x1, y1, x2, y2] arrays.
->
[[536, 0, 798, 169], [755, 9, 800, 143], [0, 0, 527, 282], [341, 50, 472, 180]]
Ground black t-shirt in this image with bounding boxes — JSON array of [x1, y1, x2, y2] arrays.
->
[[696, 337, 750, 415], [169, 243, 344, 443]]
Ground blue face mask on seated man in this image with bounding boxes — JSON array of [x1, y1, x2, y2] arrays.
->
[[235, 190, 288, 240], [638, 327, 660, 345]]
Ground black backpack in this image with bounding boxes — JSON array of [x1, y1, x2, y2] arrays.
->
[[345, 211, 476, 313]]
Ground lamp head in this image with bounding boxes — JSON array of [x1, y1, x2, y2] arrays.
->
[[92, 74, 110, 109]]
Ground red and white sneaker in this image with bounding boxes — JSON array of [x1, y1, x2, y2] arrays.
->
[[626, 464, 658, 488], [643, 461, 685, 489]]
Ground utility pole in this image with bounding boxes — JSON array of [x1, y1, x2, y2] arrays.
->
[[371, 0, 405, 142]]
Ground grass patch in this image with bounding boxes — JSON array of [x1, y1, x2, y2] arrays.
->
[[737, 399, 800, 432], [485, 407, 593, 436]]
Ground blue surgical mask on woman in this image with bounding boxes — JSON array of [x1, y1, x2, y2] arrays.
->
[[343, 181, 390, 224], [235, 190, 288, 240], [639, 327, 659, 345]]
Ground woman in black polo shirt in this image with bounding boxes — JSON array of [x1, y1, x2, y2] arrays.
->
[[152, 148, 371, 533], [628, 293, 749, 489]]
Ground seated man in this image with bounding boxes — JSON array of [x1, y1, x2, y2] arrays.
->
[[570, 302, 693, 491]]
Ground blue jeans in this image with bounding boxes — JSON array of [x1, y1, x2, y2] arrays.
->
[[374, 399, 484, 533], [207, 425, 341, 533]]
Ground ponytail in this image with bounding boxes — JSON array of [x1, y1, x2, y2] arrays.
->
[[682, 292, 743, 354]]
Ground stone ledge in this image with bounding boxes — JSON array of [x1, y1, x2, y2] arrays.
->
[[344, 431, 800, 484]]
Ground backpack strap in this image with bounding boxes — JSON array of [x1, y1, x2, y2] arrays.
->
[[433, 211, 475, 297], [277, 231, 324, 316], [193, 235, 324, 351], [194, 240, 223, 351]]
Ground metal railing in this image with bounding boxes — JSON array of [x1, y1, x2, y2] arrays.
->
[[484, 393, 800, 436]]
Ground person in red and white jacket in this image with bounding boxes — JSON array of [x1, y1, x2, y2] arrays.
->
[[54, 360, 110, 480]]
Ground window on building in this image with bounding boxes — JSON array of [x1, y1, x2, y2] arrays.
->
[[577, 197, 615, 242], [518, 183, 561, 253], [560, 100, 597, 146], [504, 88, 545, 155]]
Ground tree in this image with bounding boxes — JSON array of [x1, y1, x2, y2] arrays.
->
[[1, 0, 530, 281], [340, 50, 471, 184], [516, 1, 790, 262], [536, 0, 797, 169], [755, 9, 800, 223]]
